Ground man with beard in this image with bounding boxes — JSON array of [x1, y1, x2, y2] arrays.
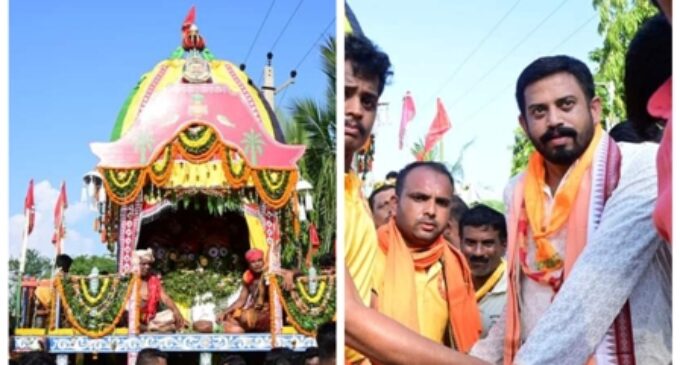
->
[[136, 249, 186, 332], [344, 33, 488, 365], [373, 161, 481, 351], [459, 204, 507, 338], [219, 248, 294, 333], [471, 56, 671, 364]]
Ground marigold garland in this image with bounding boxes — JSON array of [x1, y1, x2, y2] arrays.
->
[[54, 275, 138, 338], [79, 277, 111, 305], [271, 274, 336, 336], [296, 279, 327, 304], [99, 124, 300, 208]]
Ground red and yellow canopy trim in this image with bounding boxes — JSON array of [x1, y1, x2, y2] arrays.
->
[[92, 82, 304, 208]]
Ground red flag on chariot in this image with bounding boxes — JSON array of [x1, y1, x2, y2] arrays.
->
[[51, 182, 68, 252], [24, 179, 35, 236]]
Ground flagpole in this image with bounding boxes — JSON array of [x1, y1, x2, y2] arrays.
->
[[15, 208, 31, 324]]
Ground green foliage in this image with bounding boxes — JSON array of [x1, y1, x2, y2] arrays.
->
[[590, 0, 658, 127], [9, 249, 52, 316], [289, 37, 337, 256], [510, 127, 534, 176], [476, 199, 506, 213], [61, 275, 133, 332], [162, 269, 241, 307], [9, 249, 52, 279], [70, 255, 117, 275]]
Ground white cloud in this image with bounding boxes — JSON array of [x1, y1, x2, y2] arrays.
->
[[9, 180, 104, 259]]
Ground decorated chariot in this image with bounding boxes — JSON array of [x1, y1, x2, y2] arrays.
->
[[13, 8, 335, 365]]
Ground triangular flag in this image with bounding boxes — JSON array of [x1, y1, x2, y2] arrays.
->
[[417, 98, 451, 161], [51, 182, 68, 249], [399, 91, 416, 150], [24, 179, 35, 235], [182, 6, 196, 32]]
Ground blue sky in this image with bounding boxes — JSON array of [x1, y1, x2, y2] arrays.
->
[[350, 1, 603, 203], [8, 1, 334, 258]]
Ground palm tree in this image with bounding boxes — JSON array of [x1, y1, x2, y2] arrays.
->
[[288, 37, 336, 255]]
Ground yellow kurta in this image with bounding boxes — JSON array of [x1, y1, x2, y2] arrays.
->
[[344, 172, 378, 306], [344, 171, 379, 362], [374, 253, 450, 344]]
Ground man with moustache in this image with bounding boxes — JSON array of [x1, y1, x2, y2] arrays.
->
[[459, 204, 507, 338], [471, 55, 671, 364], [373, 161, 481, 351], [344, 33, 489, 365]]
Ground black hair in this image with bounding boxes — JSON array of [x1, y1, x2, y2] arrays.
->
[[219, 354, 246, 365], [264, 348, 296, 365], [625, 14, 671, 140], [346, 34, 393, 95], [385, 171, 398, 180], [55, 254, 72, 273], [368, 184, 396, 212], [136, 348, 168, 365], [450, 195, 469, 222], [459, 204, 507, 243], [395, 162, 454, 198], [18, 352, 55, 365], [516, 55, 595, 117], [316, 321, 336, 361], [316, 253, 335, 269], [303, 347, 320, 359], [609, 120, 661, 143]]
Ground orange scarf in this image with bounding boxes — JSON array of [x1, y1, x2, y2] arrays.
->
[[377, 219, 481, 352], [504, 125, 625, 364], [520, 125, 603, 287]]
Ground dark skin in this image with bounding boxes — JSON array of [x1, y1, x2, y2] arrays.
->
[[220, 259, 294, 321], [519, 72, 601, 194], [345, 60, 380, 172], [139, 260, 186, 332]]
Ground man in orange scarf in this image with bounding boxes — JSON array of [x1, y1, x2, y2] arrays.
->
[[471, 56, 671, 364], [344, 33, 488, 365], [374, 161, 482, 351]]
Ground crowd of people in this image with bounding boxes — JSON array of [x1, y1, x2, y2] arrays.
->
[[344, 0, 672, 364]]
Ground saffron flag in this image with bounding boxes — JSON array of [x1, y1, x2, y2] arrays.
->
[[399, 91, 416, 150], [52, 182, 68, 250], [417, 98, 451, 161], [24, 179, 35, 235]]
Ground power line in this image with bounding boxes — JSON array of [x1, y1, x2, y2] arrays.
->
[[461, 13, 598, 123], [243, 0, 277, 65], [548, 13, 597, 54], [447, 0, 570, 107], [429, 0, 521, 101], [295, 18, 335, 70], [270, 0, 306, 52], [278, 17, 335, 108]]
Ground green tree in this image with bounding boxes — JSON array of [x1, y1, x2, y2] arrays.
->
[[510, 127, 534, 177], [70, 255, 117, 275], [9, 249, 52, 316], [288, 37, 336, 256], [9, 249, 52, 279], [590, 0, 657, 127]]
